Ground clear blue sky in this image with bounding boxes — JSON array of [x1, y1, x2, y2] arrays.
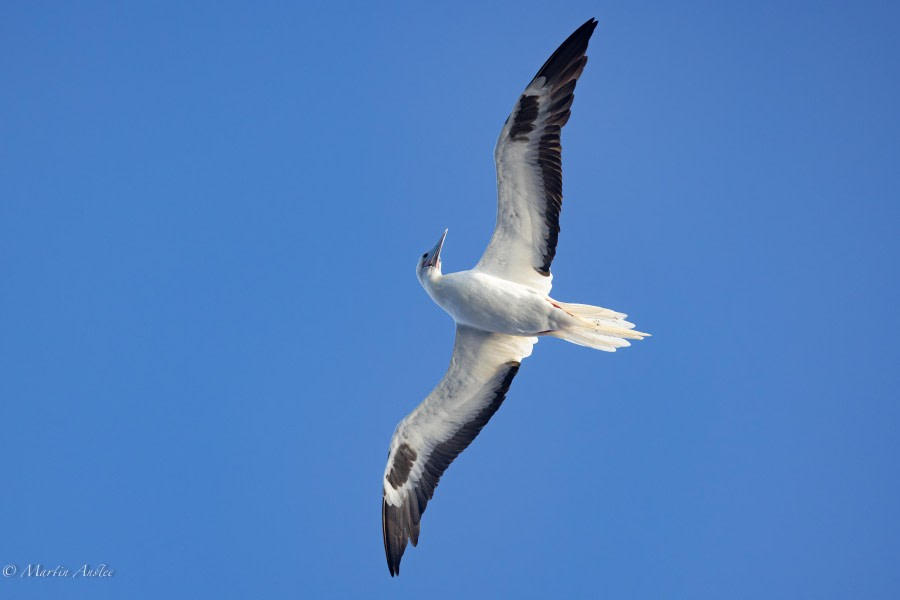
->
[[2, 1, 898, 598]]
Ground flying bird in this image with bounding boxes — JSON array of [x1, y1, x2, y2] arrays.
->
[[382, 18, 648, 576]]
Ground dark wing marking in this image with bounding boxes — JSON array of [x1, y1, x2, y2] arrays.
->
[[381, 327, 535, 576], [475, 18, 598, 294]]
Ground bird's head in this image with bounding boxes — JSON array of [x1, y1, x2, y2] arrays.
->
[[416, 229, 448, 284]]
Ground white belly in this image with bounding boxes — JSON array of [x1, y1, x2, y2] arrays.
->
[[426, 271, 560, 335]]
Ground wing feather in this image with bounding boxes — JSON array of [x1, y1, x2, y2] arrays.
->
[[475, 18, 598, 294], [381, 326, 536, 576]]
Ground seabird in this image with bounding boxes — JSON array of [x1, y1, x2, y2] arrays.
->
[[382, 18, 648, 576]]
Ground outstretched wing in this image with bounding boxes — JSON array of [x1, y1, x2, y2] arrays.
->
[[382, 326, 536, 576], [475, 18, 598, 295]]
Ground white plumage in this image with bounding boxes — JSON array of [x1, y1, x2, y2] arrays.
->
[[382, 18, 649, 576]]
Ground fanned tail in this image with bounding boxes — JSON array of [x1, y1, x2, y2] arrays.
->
[[548, 301, 650, 352]]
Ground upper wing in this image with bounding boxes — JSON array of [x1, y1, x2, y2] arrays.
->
[[475, 18, 598, 295], [382, 326, 536, 576]]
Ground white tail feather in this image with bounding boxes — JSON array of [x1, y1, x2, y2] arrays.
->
[[547, 329, 630, 352], [556, 303, 627, 320], [548, 301, 650, 352]]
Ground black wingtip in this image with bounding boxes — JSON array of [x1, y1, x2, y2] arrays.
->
[[576, 17, 599, 37], [534, 18, 598, 83], [383, 498, 406, 577]]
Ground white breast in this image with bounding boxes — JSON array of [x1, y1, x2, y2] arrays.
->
[[426, 271, 557, 335]]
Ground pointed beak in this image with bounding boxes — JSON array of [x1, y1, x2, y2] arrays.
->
[[424, 229, 448, 268]]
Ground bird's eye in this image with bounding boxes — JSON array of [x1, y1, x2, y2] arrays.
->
[[422, 253, 427, 259]]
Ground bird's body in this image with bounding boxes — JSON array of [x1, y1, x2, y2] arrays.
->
[[423, 269, 565, 335], [382, 18, 649, 576]]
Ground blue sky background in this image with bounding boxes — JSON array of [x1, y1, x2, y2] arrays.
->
[[2, 1, 899, 598]]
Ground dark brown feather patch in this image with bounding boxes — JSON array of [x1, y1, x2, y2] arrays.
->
[[509, 94, 540, 141], [386, 443, 417, 490]]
